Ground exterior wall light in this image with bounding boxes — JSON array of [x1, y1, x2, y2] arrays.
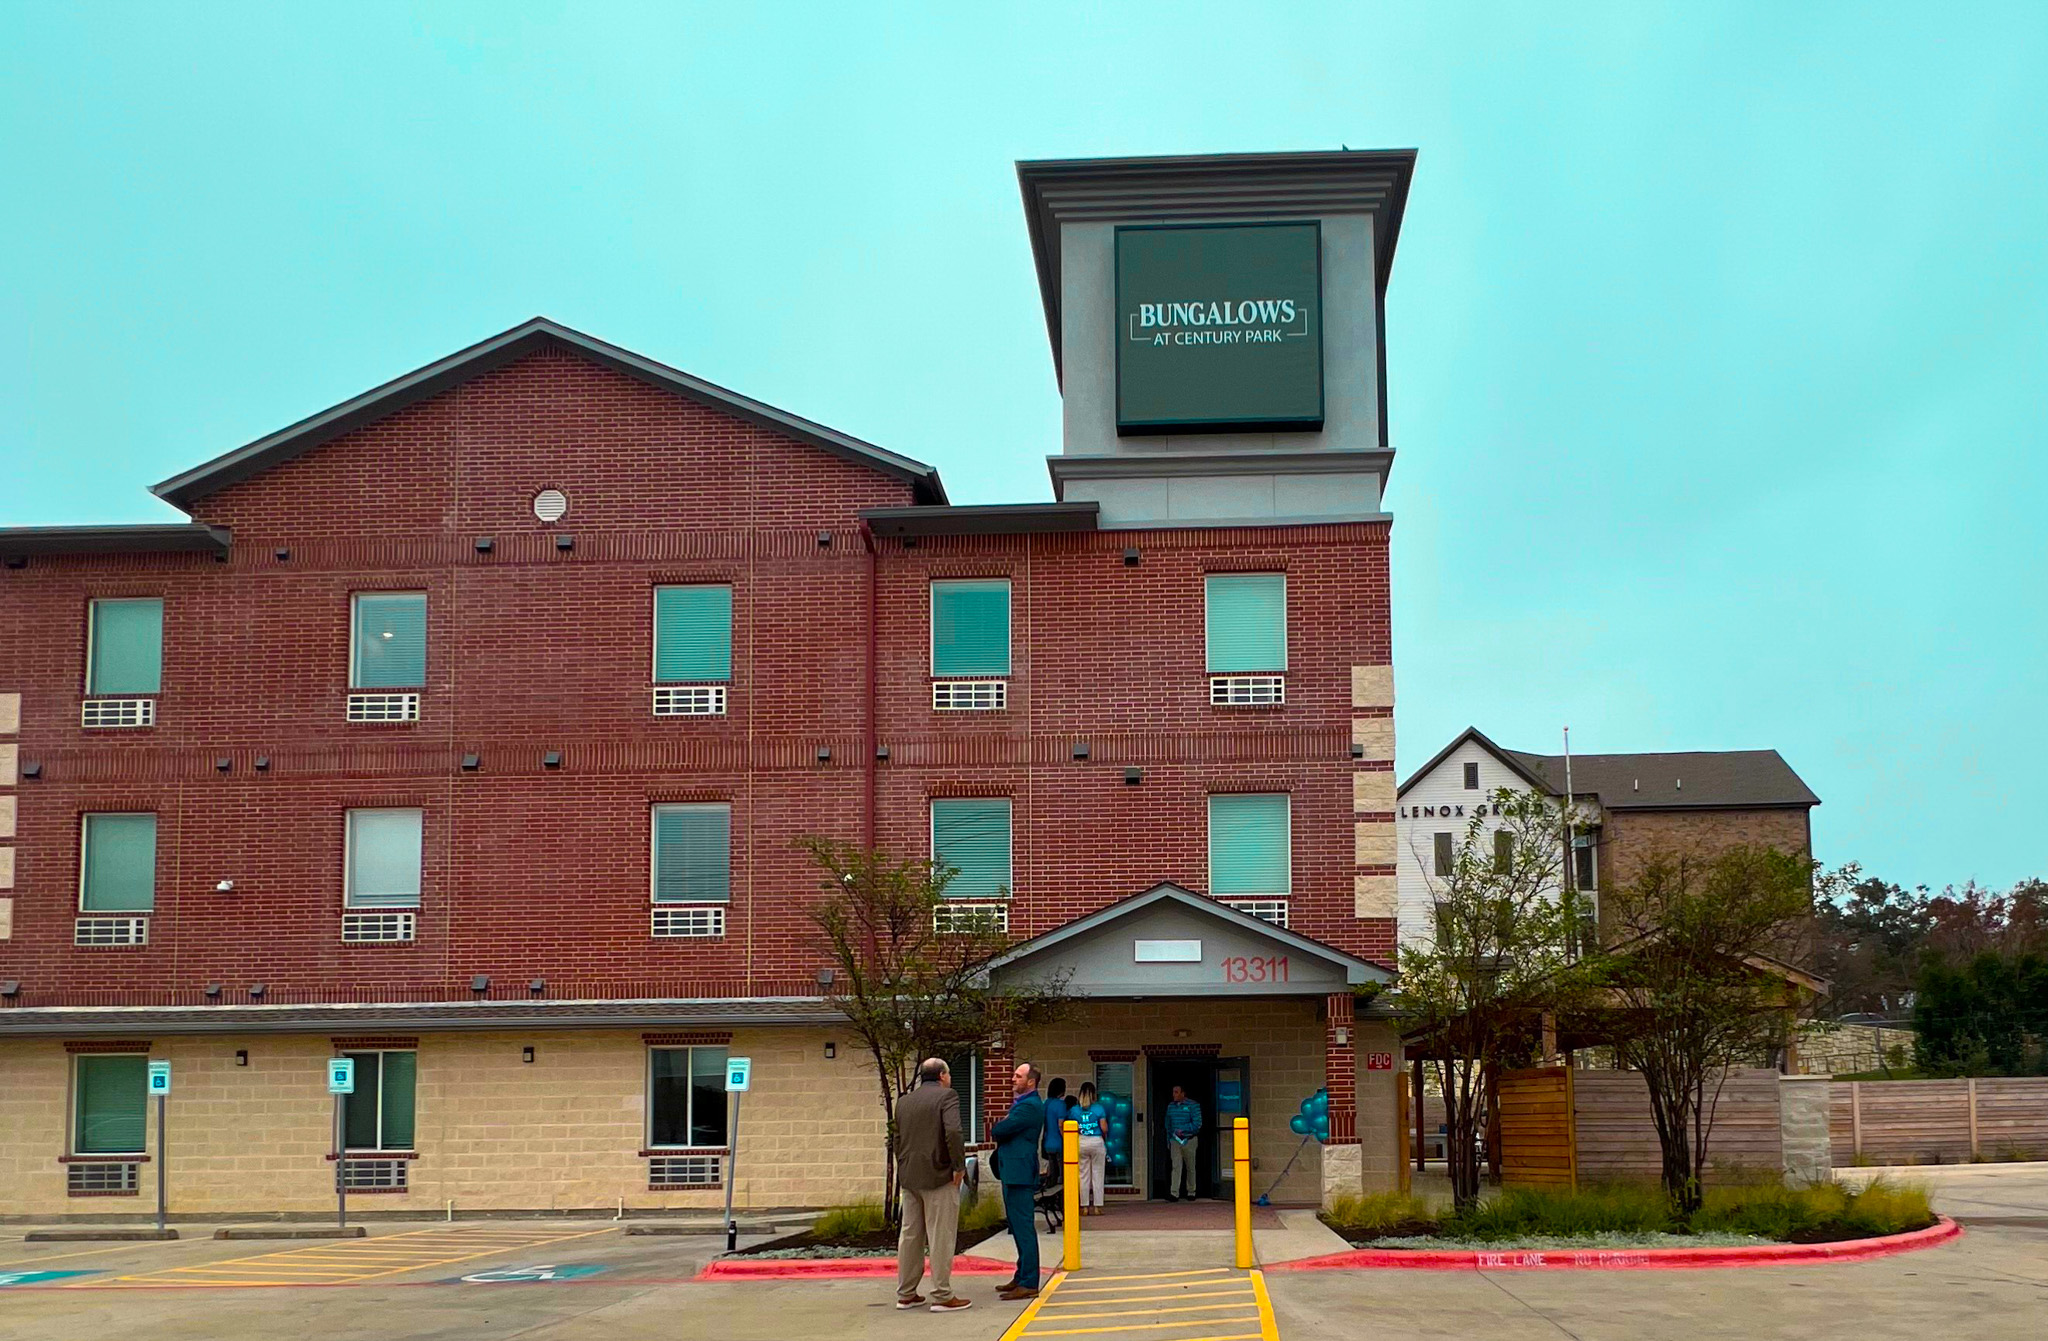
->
[[1124, 768, 1143, 785], [235, 1050, 249, 1066], [474, 536, 494, 553], [542, 751, 562, 769], [471, 975, 491, 993], [522, 1046, 535, 1064], [553, 534, 574, 552], [825, 1042, 836, 1060]]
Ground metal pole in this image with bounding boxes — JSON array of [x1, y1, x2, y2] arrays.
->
[[155, 1092, 167, 1233], [1061, 1118, 1081, 1271], [335, 1093, 347, 1231], [1563, 726, 1578, 954], [723, 1093, 741, 1253], [1232, 1117, 1252, 1269]]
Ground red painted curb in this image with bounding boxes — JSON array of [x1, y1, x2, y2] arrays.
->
[[1267, 1217, 1962, 1272], [695, 1253, 1013, 1281]]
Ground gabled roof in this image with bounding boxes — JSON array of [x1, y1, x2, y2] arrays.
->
[[980, 881, 1393, 986], [1504, 748, 1819, 812], [1397, 726, 1552, 798], [151, 317, 947, 511], [1017, 149, 1418, 384]]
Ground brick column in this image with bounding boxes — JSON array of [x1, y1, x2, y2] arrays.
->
[[979, 1041, 1015, 1147], [1325, 994, 1358, 1144]]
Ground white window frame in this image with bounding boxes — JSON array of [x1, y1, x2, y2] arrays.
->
[[70, 1052, 148, 1157], [77, 813, 155, 914], [928, 577, 1013, 677], [928, 797, 1014, 901], [348, 591, 427, 691], [344, 808, 425, 910], [1204, 793, 1293, 898], [341, 1048, 416, 1153], [646, 1046, 730, 1152]]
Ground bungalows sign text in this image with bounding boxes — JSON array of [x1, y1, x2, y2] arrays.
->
[[1115, 222, 1323, 434]]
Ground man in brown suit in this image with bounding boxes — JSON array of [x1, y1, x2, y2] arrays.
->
[[895, 1057, 971, 1313]]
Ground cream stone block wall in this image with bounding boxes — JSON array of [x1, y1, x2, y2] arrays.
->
[[1352, 771, 1394, 814], [1020, 998, 1327, 1205], [1355, 1020, 1403, 1194], [1354, 875, 1397, 919], [0, 692, 19, 734], [0, 744, 15, 787], [1, 1028, 887, 1221], [1350, 718, 1393, 762], [1350, 666, 1393, 708], [1353, 821, 1396, 867], [0, 794, 17, 839]]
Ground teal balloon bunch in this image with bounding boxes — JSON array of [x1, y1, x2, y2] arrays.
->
[[1286, 1088, 1331, 1143], [1103, 1093, 1131, 1164]]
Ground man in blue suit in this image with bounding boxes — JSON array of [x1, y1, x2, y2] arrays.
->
[[989, 1060, 1046, 1300]]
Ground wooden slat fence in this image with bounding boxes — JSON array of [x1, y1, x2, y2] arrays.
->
[[1829, 1078, 2048, 1165], [1498, 1067, 1575, 1187], [1499, 1067, 1783, 1187]]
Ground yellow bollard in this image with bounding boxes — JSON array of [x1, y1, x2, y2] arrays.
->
[[1232, 1116, 1252, 1269], [1062, 1118, 1081, 1270]]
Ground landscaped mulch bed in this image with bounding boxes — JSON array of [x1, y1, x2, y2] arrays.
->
[[727, 1223, 1004, 1261]]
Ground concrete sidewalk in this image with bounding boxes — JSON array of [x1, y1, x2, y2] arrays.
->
[[968, 1206, 1349, 1269], [1835, 1161, 2048, 1221]]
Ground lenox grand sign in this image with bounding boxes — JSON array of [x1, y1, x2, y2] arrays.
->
[[1115, 221, 1324, 433]]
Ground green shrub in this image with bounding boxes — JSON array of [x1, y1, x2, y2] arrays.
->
[[959, 1192, 1009, 1233], [811, 1199, 889, 1239], [1323, 1191, 1440, 1234], [1688, 1177, 1930, 1239], [1838, 1179, 1933, 1236], [1446, 1184, 1671, 1241]]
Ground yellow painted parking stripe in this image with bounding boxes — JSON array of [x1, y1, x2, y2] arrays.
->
[[1051, 1283, 1253, 1299], [0, 1242, 176, 1269], [1043, 1290, 1254, 1309], [1020, 1318, 1261, 1337], [1248, 1272, 1280, 1341], [1037, 1302, 1267, 1322], [82, 1225, 615, 1287], [996, 1269, 1067, 1341], [1062, 1268, 1235, 1285]]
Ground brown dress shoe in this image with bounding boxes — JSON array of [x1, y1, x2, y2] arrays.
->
[[929, 1297, 973, 1313], [998, 1285, 1040, 1301]]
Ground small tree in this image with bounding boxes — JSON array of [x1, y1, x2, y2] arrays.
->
[[1593, 845, 1815, 1212], [801, 837, 1068, 1215], [1398, 788, 1586, 1209]]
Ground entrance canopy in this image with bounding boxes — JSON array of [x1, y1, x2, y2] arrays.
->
[[981, 883, 1392, 998]]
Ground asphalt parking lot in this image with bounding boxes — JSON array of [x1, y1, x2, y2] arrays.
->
[[0, 1170, 2041, 1341]]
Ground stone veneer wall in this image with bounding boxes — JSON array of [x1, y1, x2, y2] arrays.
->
[[1778, 1075, 1833, 1182]]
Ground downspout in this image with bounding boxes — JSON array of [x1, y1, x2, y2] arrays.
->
[[859, 521, 880, 850]]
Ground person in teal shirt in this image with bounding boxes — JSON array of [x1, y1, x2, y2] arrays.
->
[[1164, 1085, 1202, 1201], [1071, 1081, 1108, 1214]]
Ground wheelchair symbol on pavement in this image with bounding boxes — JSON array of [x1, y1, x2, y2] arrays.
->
[[459, 1263, 608, 1283]]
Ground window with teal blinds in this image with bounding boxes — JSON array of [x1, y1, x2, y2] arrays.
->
[[81, 814, 157, 912], [931, 798, 1012, 899], [1204, 574, 1287, 673], [345, 809, 423, 908], [342, 1051, 416, 1150], [654, 586, 733, 682], [653, 805, 731, 903], [74, 1055, 148, 1154], [351, 593, 427, 688], [931, 580, 1011, 676], [87, 599, 164, 695], [1208, 793, 1291, 896]]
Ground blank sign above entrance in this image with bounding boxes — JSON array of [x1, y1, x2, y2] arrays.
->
[[1134, 939, 1202, 963]]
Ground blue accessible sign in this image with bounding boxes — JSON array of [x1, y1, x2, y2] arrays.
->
[[327, 1057, 355, 1094]]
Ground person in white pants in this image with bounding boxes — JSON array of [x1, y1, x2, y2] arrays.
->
[[1073, 1081, 1108, 1213]]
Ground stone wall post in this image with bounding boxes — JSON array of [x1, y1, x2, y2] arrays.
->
[[1779, 1074, 1832, 1183]]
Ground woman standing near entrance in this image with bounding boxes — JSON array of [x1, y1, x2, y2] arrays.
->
[[1072, 1082, 1109, 1215]]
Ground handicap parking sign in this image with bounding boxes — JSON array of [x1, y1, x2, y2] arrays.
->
[[725, 1057, 751, 1092], [147, 1061, 171, 1096], [328, 1058, 355, 1094]]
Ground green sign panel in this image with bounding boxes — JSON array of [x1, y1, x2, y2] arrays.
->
[[1115, 222, 1323, 434]]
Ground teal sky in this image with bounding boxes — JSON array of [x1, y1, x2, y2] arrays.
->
[[4, 4, 2044, 892]]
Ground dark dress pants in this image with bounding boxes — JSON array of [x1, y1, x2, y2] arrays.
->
[[1002, 1181, 1040, 1288]]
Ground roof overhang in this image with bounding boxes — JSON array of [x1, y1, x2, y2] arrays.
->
[[150, 317, 946, 512], [0, 996, 847, 1038], [859, 501, 1099, 538], [1017, 149, 1417, 385], [981, 882, 1392, 997], [0, 524, 231, 561]]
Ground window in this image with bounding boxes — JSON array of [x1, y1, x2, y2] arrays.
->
[[1204, 574, 1286, 673], [1093, 1060, 1135, 1187], [649, 1047, 730, 1148], [931, 579, 1011, 676], [80, 814, 156, 912], [652, 804, 731, 903], [930, 798, 1012, 899], [342, 1051, 416, 1151], [1463, 762, 1479, 790], [939, 1053, 980, 1136], [1493, 829, 1514, 873], [1432, 831, 1455, 879], [87, 599, 163, 696], [73, 1054, 148, 1154], [653, 585, 733, 683], [1208, 793, 1291, 896], [351, 593, 427, 689], [1572, 835, 1598, 893], [345, 809, 423, 908]]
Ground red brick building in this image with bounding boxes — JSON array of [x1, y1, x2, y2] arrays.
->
[[0, 151, 1416, 1218]]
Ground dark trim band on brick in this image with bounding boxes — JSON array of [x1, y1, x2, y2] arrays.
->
[[331, 1036, 421, 1050], [642, 1031, 733, 1046], [1142, 1043, 1222, 1058], [57, 1154, 150, 1163], [1088, 1049, 1140, 1062], [637, 1147, 729, 1158], [325, 1150, 420, 1160], [64, 1040, 153, 1053]]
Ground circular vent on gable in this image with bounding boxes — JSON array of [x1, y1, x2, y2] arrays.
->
[[532, 489, 569, 522]]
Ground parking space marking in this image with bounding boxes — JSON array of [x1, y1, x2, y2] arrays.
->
[[1001, 1267, 1278, 1341], [77, 1225, 617, 1289], [0, 1243, 173, 1270]]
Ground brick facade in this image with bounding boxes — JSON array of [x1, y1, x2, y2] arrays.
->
[[1598, 806, 1813, 891]]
